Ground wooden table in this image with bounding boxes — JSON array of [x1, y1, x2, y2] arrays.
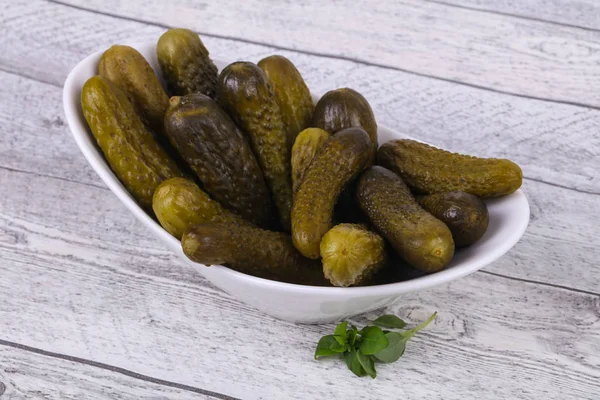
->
[[1, 1, 599, 399]]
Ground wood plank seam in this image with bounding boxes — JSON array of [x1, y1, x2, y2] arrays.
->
[[0, 65, 60, 89], [0, 338, 241, 400], [45, 0, 600, 112], [423, 0, 600, 33], [480, 271, 600, 298], [0, 164, 107, 191]]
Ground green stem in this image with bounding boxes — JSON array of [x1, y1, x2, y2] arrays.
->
[[404, 311, 437, 340]]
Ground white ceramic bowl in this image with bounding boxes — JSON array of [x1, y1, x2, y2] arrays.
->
[[63, 42, 530, 324]]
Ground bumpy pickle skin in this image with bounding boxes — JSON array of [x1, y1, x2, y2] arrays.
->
[[312, 88, 378, 163], [218, 62, 293, 231], [291, 128, 331, 194], [98, 45, 169, 131], [164, 93, 276, 228], [258, 55, 314, 151], [157, 28, 219, 98], [320, 224, 387, 287], [377, 139, 523, 198], [81, 76, 183, 211], [291, 128, 371, 259], [356, 166, 455, 273], [152, 178, 246, 239], [418, 191, 489, 247], [182, 222, 329, 286]]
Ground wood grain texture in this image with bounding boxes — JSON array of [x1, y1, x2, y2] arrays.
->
[[1, 1, 598, 195], [51, 0, 600, 108], [0, 175, 599, 400], [0, 0, 599, 399], [0, 345, 224, 400], [428, 0, 600, 31], [0, 154, 599, 399]]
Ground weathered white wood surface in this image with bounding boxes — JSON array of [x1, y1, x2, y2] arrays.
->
[[0, 0, 599, 399], [49, 0, 600, 108], [428, 0, 600, 30]]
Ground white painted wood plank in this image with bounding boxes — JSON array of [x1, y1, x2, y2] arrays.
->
[[430, 0, 600, 31], [0, 345, 220, 400], [48, 0, 600, 108], [0, 2, 598, 195], [0, 199, 598, 400]]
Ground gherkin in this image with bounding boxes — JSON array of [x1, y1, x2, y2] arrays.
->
[[418, 191, 489, 247], [218, 62, 293, 231], [356, 166, 454, 273], [153, 178, 246, 239], [164, 93, 275, 228], [312, 88, 378, 163], [98, 44, 169, 132], [291, 127, 371, 259], [81, 75, 183, 211], [157, 28, 218, 98], [320, 224, 386, 287], [258, 55, 314, 151], [291, 127, 331, 194], [182, 222, 329, 286], [377, 139, 523, 198]]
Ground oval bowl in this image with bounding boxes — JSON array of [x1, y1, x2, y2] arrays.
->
[[63, 42, 530, 324]]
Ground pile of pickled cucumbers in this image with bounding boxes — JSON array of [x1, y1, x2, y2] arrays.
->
[[81, 29, 523, 287]]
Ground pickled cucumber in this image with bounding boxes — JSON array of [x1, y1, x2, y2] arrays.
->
[[218, 62, 293, 230], [153, 177, 245, 238], [164, 93, 275, 228], [377, 139, 523, 197], [291, 127, 331, 194], [418, 191, 489, 247], [182, 222, 329, 286], [292, 127, 371, 259], [258, 55, 314, 151], [81, 76, 183, 211], [320, 224, 386, 287], [356, 166, 454, 273], [312, 88, 378, 162], [98, 45, 169, 131], [157, 28, 218, 98]]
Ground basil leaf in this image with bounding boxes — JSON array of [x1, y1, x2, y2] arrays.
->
[[347, 325, 358, 346], [345, 350, 366, 377], [358, 326, 389, 355], [314, 335, 345, 359], [373, 332, 406, 363], [371, 315, 407, 329], [356, 351, 377, 378], [333, 321, 348, 345]]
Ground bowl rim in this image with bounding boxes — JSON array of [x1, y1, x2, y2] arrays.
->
[[63, 42, 530, 298]]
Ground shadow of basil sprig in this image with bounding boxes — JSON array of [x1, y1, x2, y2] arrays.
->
[[314, 312, 437, 378]]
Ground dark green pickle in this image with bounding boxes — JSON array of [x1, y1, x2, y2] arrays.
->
[[164, 93, 275, 228], [418, 191, 489, 247], [356, 166, 455, 273], [182, 222, 329, 286], [312, 88, 378, 163]]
